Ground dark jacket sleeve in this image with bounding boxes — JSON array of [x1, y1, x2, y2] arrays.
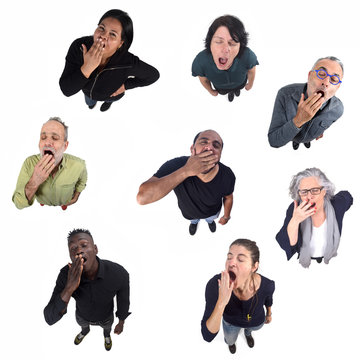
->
[[332, 191, 353, 233], [201, 276, 219, 342], [268, 89, 301, 148], [43, 267, 69, 325], [59, 38, 91, 97], [275, 202, 301, 260], [124, 57, 160, 90], [115, 267, 131, 320]]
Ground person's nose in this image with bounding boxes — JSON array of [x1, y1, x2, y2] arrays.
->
[[222, 43, 230, 54], [306, 192, 314, 201], [321, 76, 330, 87]]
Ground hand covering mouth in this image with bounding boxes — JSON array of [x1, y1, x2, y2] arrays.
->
[[307, 201, 316, 209]]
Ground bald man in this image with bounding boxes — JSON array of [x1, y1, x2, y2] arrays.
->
[[137, 130, 236, 235], [12, 117, 87, 209]]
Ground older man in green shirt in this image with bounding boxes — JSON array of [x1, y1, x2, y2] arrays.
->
[[12, 117, 87, 210]]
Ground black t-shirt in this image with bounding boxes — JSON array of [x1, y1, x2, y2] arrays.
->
[[154, 156, 235, 220]]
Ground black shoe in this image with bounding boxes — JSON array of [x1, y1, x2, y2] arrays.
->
[[208, 221, 216, 233], [234, 88, 241, 97], [100, 102, 112, 112], [228, 344, 236, 354], [245, 333, 254, 348], [74, 332, 87, 345], [228, 92, 235, 102], [292, 141, 299, 150], [88, 103, 97, 109], [304, 142, 311, 148], [189, 223, 197, 235]]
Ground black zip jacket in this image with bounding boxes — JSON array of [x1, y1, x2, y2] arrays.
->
[[59, 36, 160, 101]]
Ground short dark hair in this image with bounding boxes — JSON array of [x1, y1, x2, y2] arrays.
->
[[98, 9, 133, 51], [67, 228, 93, 243], [230, 239, 260, 268], [193, 130, 224, 148], [205, 15, 249, 58]]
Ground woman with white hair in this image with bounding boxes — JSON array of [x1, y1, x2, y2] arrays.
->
[[276, 167, 352, 268]]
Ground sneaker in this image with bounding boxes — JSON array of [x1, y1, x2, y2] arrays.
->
[[104, 336, 112, 351], [208, 221, 216, 233], [228, 344, 236, 354], [245, 333, 254, 348], [74, 332, 87, 345], [61, 205, 68, 211], [228, 92, 235, 102], [100, 102, 112, 112], [304, 142, 311, 148], [189, 223, 198, 235], [292, 141, 299, 150]]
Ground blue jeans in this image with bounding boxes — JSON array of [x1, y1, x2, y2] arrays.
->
[[222, 319, 264, 346], [190, 211, 220, 225], [84, 94, 123, 107]]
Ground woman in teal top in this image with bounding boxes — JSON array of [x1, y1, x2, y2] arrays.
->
[[192, 15, 258, 102]]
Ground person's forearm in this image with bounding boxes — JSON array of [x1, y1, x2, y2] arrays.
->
[[137, 169, 189, 205], [205, 299, 226, 334], [246, 67, 256, 88], [287, 217, 300, 246], [266, 306, 272, 316], [223, 195, 233, 218], [199, 76, 216, 95], [60, 286, 74, 305], [24, 177, 40, 202]]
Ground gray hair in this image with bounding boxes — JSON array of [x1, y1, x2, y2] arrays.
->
[[312, 56, 344, 75], [45, 117, 68, 141], [289, 167, 335, 202]]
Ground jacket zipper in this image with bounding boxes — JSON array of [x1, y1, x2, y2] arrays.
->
[[89, 65, 133, 99]]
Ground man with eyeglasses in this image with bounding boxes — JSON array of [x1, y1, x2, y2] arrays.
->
[[268, 56, 344, 150], [137, 130, 236, 235]]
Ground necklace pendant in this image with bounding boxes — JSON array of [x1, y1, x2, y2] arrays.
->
[[247, 314, 252, 321]]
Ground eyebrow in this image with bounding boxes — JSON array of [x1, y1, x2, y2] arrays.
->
[[317, 66, 341, 78], [198, 137, 222, 146], [41, 131, 61, 137], [99, 23, 119, 35], [227, 252, 247, 258]]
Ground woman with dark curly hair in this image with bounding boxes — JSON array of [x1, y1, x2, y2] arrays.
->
[[276, 167, 353, 267], [60, 9, 159, 112], [201, 239, 275, 354], [192, 15, 258, 102]]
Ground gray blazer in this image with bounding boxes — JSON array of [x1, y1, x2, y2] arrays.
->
[[268, 83, 343, 147]]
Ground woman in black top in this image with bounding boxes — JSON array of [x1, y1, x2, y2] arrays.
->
[[201, 239, 275, 354], [60, 9, 159, 112]]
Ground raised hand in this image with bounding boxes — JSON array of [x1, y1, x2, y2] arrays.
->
[[80, 39, 105, 78], [293, 93, 325, 128]]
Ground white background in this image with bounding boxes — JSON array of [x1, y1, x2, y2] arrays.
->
[[1, 0, 359, 359]]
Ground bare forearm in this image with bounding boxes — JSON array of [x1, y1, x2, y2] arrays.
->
[[198, 76, 217, 95], [205, 300, 226, 334], [137, 169, 188, 205], [223, 195, 233, 218], [247, 67, 256, 87], [24, 177, 40, 202]]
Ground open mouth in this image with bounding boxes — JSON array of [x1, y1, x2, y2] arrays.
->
[[317, 90, 325, 98], [219, 57, 228, 66], [307, 201, 316, 209], [228, 270, 236, 283], [44, 149, 54, 157]]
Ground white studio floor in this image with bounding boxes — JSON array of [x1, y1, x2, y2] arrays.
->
[[1, 0, 359, 359]]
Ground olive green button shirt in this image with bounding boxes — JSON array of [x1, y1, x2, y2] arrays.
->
[[12, 154, 87, 209]]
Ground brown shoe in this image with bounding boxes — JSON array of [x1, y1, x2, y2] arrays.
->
[[228, 344, 236, 354]]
